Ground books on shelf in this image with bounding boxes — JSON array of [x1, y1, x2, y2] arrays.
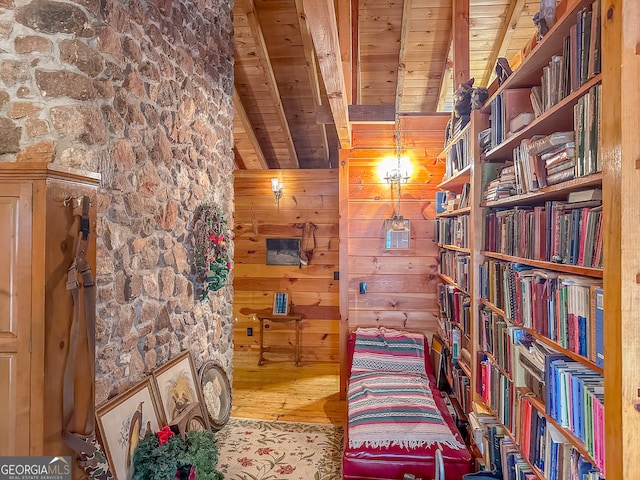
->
[[435, 215, 469, 248], [484, 199, 603, 268], [490, 89, 534, 150]]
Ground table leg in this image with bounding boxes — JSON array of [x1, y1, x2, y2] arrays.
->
[[295, 318, 300, 366], [258, 318, 265, 366]]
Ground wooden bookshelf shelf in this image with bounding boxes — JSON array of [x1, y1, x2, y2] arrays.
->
[[438, 244, 471, 253], [519, 388, 598, 468], [482, 172, 603, 208], [436, 206, 471, 218], [483, 351, 512, 381], [482, 75, 602, 162], [481, 251, 603, 278], [437, 164, 471, 191], [479, 299, 604, 375], [437, 273, 470, 295], [456, 359, 472, 378]]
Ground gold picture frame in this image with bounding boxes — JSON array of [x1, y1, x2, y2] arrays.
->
[[152, 350, 211, 434], [95, 377, 165, 480], [272, 292, 289, 315]]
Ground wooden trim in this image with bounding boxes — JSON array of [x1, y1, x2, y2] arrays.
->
[[338, 148, 351, 399], [602, 1, 640, 478], [481, 251, 603, 278]]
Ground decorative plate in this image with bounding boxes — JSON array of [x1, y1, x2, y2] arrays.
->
[[198, 360, 232, 430]]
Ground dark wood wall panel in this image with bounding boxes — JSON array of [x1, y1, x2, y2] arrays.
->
[[234, 169, 340, 364]]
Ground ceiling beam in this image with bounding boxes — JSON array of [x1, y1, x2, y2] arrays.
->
[[452, 0, 470, 90], [480, 0, 526, 87], [437, 33, 454, 112], [337, 0, 352, 106], [238, 0, 299, 168], [303, 0, 352, 149], [232, 88, 269, 170], [349, 104, 395, 124], [395, 0, 412, 114], [295, 0, 330, 163]]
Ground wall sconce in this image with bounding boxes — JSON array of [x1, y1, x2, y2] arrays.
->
[[271, 178, 283, 206], [380, 115, 412, 249]]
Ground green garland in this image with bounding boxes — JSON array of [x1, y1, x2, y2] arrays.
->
[[194, 204, 232, 301], [132, 430, 223, 480]]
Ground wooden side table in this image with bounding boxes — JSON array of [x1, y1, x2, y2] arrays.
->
[[254, 312, 304, 366]]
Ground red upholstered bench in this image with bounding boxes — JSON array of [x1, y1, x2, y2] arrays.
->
[[342, 329, 474, 480]]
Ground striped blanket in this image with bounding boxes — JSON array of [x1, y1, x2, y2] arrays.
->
[[348, 328, 465, 451]]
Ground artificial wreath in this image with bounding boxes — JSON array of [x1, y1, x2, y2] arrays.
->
[[193, 204, 232, 301], [132, 427, 224, 480]]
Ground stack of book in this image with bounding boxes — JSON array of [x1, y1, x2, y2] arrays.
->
[[540, 142, 576, 186], [484, 165, 517, 201], [512, 131, 575, 193]]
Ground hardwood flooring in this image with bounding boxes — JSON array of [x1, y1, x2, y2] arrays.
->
[[230, 350, 346, 426]]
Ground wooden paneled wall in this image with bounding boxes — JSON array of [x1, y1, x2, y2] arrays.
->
[[233, 170, 340, 363], [338, 114, 449, 392]]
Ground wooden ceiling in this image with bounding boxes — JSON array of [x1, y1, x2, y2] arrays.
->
[[233, 0, 539, 170]]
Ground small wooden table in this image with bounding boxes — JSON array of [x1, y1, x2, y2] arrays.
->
[[254, 312, 304, 366]]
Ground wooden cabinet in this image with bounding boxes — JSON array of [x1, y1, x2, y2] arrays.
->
[[0, 163, 99, 471]]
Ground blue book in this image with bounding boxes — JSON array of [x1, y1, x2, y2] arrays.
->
[[435, 191, 446, 214], [593, 287, 604, 368]]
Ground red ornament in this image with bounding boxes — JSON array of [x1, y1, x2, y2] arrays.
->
[[157, 425, 175, 445]]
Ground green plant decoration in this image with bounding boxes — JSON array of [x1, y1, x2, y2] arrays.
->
[[132, 428, 223, 480], [194, 204, 232, 301]]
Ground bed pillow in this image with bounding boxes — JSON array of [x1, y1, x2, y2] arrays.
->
[[351, 327, 427, 375]]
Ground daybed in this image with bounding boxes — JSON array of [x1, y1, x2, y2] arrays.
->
[[342, 327, 473, 480]]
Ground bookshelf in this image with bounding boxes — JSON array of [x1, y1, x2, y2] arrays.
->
[[434, 0, 619, 477]]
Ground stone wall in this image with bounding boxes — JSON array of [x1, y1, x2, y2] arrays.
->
[[0, 0, 235, 405]]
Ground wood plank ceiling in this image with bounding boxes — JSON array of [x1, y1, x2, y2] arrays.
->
[[233, 0, 539, 170]]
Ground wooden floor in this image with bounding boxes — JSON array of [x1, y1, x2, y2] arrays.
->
[[230, 349, 346, 426]]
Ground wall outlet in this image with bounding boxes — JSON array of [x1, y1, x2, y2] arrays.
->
[[246, 327, 253, 336]]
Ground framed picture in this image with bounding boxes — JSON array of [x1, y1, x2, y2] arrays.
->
[[266, 237, 301, 265], [272, 292, 289, 315], [96, 378, 164, 480], [152, 351, 211, 434], [198, 360, 232, 430]]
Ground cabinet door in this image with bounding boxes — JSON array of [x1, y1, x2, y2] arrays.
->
[[0, 183, 33, 455]]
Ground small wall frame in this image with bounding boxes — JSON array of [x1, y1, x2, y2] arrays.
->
[[272, 292, 290, 315]]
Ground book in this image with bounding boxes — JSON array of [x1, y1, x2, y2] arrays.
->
[[527, 131, 575, 156], [568, 188, 602, 203], [592, 286, 604, 368]]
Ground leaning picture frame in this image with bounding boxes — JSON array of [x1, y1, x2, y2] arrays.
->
[[198, 360, 232, 430], [272, 292, 289, 315], [95, 377, 165, 480], [152, 350, 211, 434]]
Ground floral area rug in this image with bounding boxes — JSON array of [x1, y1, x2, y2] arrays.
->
[[215, 417, 343, 480]]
